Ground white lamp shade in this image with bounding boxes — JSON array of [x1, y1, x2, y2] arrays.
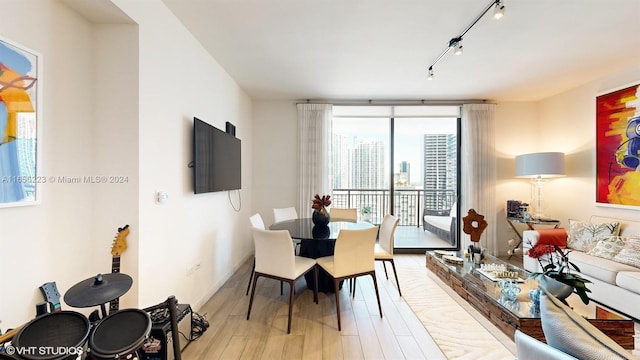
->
[[515, 152, 565, 178]]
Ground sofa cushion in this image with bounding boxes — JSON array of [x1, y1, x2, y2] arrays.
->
[[423, 215, 451, 232], [567, 219, 621, 252], [616, 271, 640, 295], [587, 236, 627, 260], [569, 251, 638, 285], [539, 288, 635, 360], [612, 237, 640, 268]]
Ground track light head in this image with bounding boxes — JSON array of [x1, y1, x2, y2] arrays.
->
[[426, 0, 506, 79], [493, 0, 505, 19]]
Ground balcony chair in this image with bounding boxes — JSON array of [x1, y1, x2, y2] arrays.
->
[[316, 226, 382, 330], [246, 228, 318, 334], [374, 214, 402, 296]]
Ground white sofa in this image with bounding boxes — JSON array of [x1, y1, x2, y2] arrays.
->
[[523, 216, 640, 320]]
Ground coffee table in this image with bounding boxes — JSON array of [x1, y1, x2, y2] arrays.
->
[[425, 250, 635, 349]]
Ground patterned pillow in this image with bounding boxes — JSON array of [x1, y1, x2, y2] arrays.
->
[[612, 237, 640, 268], [567, 220, 621, 252], [587, 236, 627, 260]]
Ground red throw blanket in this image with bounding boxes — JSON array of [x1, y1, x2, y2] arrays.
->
[[535, 228, 568, 247]]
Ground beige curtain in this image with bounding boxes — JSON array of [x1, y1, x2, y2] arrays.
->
[[461, 104, 497, 254], [297, 104, 333, 218]]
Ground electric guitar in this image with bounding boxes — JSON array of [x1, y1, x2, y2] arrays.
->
[[39, 282, 62, 313], [108, 224, 129, 315]]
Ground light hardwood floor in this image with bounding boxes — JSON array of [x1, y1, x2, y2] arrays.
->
[[182, 253, 639, 360], [182, 255, 447, 359]]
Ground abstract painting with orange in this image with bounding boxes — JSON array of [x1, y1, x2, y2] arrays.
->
[[0, 38, 39, 206], [596, 83, 640, 207]]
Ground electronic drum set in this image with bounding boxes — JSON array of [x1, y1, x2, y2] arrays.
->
[[4, 273, 152, 360]]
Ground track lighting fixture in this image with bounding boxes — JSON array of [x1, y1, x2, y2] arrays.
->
[[426, 0, 505, 80], [494, 0, 505, 19]]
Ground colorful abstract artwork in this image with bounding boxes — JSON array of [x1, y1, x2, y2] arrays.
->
[[0, 38, 40, 207], [596, 83, 640, 207]]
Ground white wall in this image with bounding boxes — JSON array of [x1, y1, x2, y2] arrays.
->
[[535, 65, 640, 225], [92, 23, 140, 309], [0, 0, 104, 326], [252, 101, 298, 225], [0, 0, 253, 329], [494, 65, 640, 255], [112, 0, 254, 309]]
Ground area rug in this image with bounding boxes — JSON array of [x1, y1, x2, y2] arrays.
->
[[395, 256, 516, 360]]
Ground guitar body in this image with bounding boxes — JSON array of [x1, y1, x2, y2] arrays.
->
[[109, 224, 129, 315]]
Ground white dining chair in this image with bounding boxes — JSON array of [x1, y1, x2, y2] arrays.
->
[[273, 207, 298, 223], [316, 226, 381, 330], [273, 206, 300, 253], [375, 214, 402, 296], [330, 207, 358, 221], [246, 228, 318, 334], [246, 213, 269, 296]]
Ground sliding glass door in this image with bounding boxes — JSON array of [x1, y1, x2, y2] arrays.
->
[[331, 113, 391, 222], [332, 105, 460, 251]]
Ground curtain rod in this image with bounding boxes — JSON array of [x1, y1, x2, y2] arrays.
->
[[294, 99, 494, 106]]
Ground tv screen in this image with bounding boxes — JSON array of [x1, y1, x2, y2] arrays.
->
[[193, 117, 241, 193]]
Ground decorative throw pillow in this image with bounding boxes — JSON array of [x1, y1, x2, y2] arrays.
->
[[539, 288, 635, 359], [566, 220, 620, 252], [587, 236, 627, 260], [612, 237, 640, 268]]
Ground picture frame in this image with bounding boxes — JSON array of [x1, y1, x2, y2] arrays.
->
[[595, 82, 640, 208], [0, 36, 42, 208]]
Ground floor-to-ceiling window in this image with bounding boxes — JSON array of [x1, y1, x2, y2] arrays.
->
[[331, 105, 460, 251]]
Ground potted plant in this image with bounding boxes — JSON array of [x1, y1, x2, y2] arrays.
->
[[360, 206, 372, 222], [527, 244, 592, 304]]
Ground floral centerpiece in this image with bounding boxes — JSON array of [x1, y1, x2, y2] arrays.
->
[[527, 243, 592, 304], [311, 194, 331, 226]]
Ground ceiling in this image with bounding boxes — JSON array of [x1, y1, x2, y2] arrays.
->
[[163, 1, 638, 101]]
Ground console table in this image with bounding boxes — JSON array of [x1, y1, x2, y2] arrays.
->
[[506, 217, 560, 259], [425, 251, 634, 349]]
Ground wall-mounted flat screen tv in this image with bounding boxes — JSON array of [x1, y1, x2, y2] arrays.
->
[[193, 117, 241, 193]]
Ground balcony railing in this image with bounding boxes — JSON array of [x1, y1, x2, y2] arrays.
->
[[332, 188, 456, 226]]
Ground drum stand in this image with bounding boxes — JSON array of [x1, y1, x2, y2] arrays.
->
[[142, 296, 182, 360]]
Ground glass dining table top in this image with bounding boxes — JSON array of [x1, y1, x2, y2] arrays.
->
[[268, 218, 375, 240]]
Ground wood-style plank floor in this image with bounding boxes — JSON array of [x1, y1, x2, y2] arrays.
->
[[182, 255, 447, 359]]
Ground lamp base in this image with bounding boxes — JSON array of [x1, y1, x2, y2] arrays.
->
[[530, 177, 547, 219]]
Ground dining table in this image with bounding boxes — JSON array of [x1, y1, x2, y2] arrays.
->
[[269, 218, 376, 293]]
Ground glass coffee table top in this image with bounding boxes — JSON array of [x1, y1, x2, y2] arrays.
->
[[427, 251, 629, 322]]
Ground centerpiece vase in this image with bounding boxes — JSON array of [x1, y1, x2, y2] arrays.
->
[[312, 208, 331, 227], [538, 275, 574, 300]]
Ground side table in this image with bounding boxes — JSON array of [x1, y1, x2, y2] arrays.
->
[[506, 217, 560, 259]]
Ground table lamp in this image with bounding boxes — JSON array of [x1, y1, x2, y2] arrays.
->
[[515, 152, 565, 219]]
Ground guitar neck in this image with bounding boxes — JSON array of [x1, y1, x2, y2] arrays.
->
[[109, 255, 121, 314], [111, 255, 121, 274]]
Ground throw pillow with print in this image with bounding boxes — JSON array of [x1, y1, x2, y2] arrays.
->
[[587, 236, 627, 260], [566, 220, 621, 252]]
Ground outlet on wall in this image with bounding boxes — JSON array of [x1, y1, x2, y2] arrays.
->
[[186, 263, 201, 276]]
